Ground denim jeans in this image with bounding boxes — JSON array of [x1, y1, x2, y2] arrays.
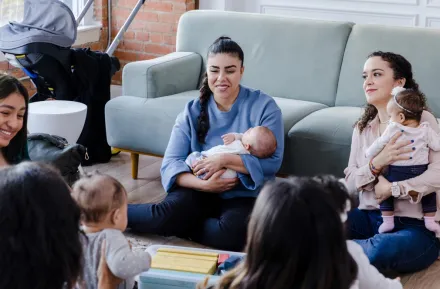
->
[[381, 164, 437, 213], [127, 187, 255, 251], [347, 208, 440, 274]]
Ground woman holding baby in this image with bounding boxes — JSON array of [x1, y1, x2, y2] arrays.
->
[[345, 51, 440, 275], [127, 36, 284, 251]]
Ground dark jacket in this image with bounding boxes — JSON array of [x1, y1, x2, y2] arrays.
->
[[71, 48, 114, 165]]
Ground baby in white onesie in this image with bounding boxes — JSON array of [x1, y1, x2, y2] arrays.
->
[[365, 86, 440, 236], [186, 126, 277, 179], [72, 172, 151, 289]]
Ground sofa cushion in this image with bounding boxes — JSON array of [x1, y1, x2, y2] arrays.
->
[[282, 107, 363, 177], [105, 91, 198, 155], [105, 90, 326, 157], [273, 97, 327, 134], [336, 24, 440, 117], [177, 10, 353, 106]]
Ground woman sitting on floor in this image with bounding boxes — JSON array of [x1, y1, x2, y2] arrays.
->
[[126, 36, 284, 251]]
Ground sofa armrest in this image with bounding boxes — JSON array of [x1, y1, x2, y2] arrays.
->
[[122, 52, 203, 99]]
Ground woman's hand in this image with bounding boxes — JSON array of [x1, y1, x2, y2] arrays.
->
[[201, 169, 238, 193], [374, 176, 392, 203], [193, 155, 225, 180], [98, 240, 122, 289], [371, 131, 413, 171]]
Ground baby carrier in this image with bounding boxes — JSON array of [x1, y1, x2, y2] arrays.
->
[[0, 0, 144, 165]]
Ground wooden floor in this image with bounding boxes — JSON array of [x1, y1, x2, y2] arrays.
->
[[85, 152, 440, 288], [84, 153, 207, 250]]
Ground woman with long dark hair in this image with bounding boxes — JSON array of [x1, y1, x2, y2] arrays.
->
[[0, 74, 29, 166], [198, 176, 401, 289], [0, 162, 122, 289], [345, 51, 440, 274], [127, 36, 284, 251]]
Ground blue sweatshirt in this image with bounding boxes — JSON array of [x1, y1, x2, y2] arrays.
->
[[160, 85, 284, 199]]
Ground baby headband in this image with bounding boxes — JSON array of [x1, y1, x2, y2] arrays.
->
[[391, 86, 417, 115]]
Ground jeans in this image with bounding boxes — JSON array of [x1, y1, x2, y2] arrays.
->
[[127, 187, 255, 251], [381, 164, 437, 213], [347, 208, 440, 274]]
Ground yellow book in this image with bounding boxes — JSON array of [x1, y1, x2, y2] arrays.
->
[[157, 248, 218, 258], [151, 262, 217, 274], [152, 255, 217, 274], [156, 252, 218, 262]]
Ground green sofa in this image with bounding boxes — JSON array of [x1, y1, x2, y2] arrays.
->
[[105, 10, 440, 178]]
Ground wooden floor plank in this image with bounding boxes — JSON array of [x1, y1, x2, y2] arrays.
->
[[87, 153, 440, 288]]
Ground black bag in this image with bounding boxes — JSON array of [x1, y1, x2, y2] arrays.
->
[[72, 48, 114, 166], [27, 133, 87, 185]]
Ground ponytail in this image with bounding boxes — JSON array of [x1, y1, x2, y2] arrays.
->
[[197, 72, 211, 144]]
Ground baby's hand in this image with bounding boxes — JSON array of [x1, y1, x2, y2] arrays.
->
[[221, 133, 236, 145]]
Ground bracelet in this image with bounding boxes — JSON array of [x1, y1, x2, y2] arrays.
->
[[369, 159, 381, 176]]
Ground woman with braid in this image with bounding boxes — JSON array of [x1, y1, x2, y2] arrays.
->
[[126, 36, 284, 251]]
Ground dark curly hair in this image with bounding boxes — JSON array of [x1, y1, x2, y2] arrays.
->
[[357, 51, 421, 133], [197, 36, 244, 143], [0, 162, 83, 289], [0, 74, 29, 163]]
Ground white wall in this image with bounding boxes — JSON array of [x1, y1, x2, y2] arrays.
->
[[199, 0, 226, 10], [199, 0, 440, 28]]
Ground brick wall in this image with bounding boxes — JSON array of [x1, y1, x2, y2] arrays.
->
[[110, 0, 196, 83], [0, 0, 197, 92]]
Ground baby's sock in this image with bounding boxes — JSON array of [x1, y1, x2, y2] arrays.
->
[[378, 215, 395, 233], [424, 216, 440, 238]]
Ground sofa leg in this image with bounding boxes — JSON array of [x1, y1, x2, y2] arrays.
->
[[131, 153, 139, 179]]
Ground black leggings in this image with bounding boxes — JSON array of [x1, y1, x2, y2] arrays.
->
[[127, 187, 255, 251]]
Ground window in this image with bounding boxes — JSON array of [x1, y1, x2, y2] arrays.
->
[[0, 0, 95, 27], [60, 0, 96, 26], [0, 0, 99, 59], [0, 0, 100, 49], [0, 0, 24, 27]]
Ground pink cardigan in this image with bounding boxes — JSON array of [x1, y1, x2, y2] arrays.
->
[[344, 111, 440, 220]]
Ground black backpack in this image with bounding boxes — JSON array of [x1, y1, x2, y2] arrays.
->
[[27, 133, 87, 186]]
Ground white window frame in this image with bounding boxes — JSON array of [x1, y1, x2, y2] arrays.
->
[[72, 0, 95, 26], [72, 0, 102, 46], [0, 0, 24, 61], [0, 0, 24, 27]]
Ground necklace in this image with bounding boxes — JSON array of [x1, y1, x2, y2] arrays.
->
[[380, 120, 388, 124]]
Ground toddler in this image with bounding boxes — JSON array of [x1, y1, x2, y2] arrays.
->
[[366, 87, 440, 235], [72, 172, 151, 289], [185, 126, 277, 179]]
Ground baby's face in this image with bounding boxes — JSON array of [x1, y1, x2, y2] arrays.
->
[[386, 100, 405, 124]]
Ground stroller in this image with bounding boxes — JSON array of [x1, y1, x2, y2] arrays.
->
[[0, 0, 141, 165]]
